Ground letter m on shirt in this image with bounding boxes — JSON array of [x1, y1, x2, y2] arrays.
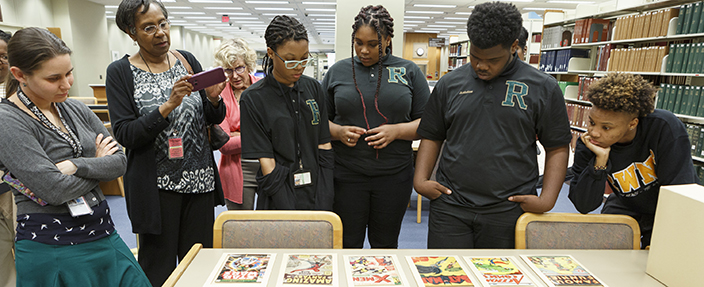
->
[[502, 80, 528, 110]]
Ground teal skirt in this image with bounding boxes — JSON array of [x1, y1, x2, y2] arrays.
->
[[15, 231, 150, 287]]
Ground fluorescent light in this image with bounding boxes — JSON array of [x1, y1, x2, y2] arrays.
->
[[305, 8, 336, 12], [164, 6, 193, 9], [205, 7, 243, 10], [404, 20, 425, 23], [183, 16, 216, 19], [455, 12, 472, 15], [222, 17, 259, 20], [216, 12, 253, 15], [234, 21, 265, 24], [421, 27, 446, 30], [314, 18, 335, 21], [435, 21, 465, 24], [523, 7, 548, 10], [106, 15, 116, 19], [404, 16, 431, 19], [254, 7, 295, 10], [468, 6, 475, 8], [312, 22, 335, 25], [106, 11, 114, 14], [494, 0, 533, 2], [171, 12, 206, 15], [546, 0, 594, 3], [105, 5, 118, 9], [302, 2, 336, 4], [261, 13, 298, 16], [414, 4, 456, 8], [206, 23, 231, 26], [169, 20, 187, 23], [445, 17, 467, 20], [307, 14, 334, 17], [404, 24, 418, 27], [427, 25, 458, 28], [188, 0, 233, 3], [414, 30, 440, 33], [196, 20, 222, 23], [245, 1, 289, 4], [177, 23, 198, 26], [406, 11, 445, 14]]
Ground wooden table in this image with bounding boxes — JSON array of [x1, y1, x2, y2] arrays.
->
[[170, 247, 663, 287]]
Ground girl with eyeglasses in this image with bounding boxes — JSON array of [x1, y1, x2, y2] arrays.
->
[[240, 15, 334, 210], [107, 0, 227, 285], [213, 38, 262, 211]]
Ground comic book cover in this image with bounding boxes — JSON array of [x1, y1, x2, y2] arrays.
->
[[203, 253, 275, 287], [520, 255, 604, 287], [277, 254, 337, 287], [465, 256, 537, 286], [405, 256, 474, 286], [344, 255, 406, 286]]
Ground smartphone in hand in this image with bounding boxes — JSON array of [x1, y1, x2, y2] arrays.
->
[[187, 67, 226, 91]]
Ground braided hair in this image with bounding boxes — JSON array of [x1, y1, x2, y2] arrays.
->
[[263, 15, 308, 76], [351, 5, 395, 130]]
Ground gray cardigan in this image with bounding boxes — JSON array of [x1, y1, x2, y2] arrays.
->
[[0, 97, 126, 215]]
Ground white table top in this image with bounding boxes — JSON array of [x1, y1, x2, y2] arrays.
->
[[174, 248, 663, 287]]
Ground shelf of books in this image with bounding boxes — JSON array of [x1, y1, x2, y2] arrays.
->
[[448, 41, 469, 71]]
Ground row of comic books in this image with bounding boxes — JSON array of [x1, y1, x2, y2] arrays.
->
[[203, 253, 605, 287]]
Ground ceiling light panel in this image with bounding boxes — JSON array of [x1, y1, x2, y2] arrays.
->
[[413, 4, 457, 8]]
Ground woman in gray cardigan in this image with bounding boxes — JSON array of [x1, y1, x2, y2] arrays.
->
[[0, 27, 149, 286]]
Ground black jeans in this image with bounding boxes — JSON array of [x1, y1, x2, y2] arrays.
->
[[333, 164, 413, 248], [427, 197, 524, 249]]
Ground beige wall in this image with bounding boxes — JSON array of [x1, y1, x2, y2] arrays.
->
[[402, 33, 441, 80], [0, 0, 54, 27], [334, 0, 404, 66]]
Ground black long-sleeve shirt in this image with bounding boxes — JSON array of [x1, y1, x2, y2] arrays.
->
[[569, 109, 698, 216]]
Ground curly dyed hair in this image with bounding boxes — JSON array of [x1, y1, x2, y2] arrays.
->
[[586, 73, 656, 117], [467, 2, 522, 49], [214, 38, 258, 73]]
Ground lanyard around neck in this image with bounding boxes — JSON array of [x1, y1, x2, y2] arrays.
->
[[275, 79, 304, 170], [16, 88, 83, 158]]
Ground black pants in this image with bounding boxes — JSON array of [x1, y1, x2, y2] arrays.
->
[[427, 197, 524, 249], [138, 190, 215, 287], [333, 164, 413, 248], [602, 193, 653, 248]]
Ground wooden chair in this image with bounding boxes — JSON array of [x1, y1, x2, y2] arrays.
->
[[515, 212, 640, 250], [213, 210, 343, 249], [162, 243, 202, 287]]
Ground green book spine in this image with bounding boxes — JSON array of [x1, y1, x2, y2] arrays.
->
[[683, 43, 693, 73], [674, 44, 686, 73], [664, 84, 674, 110], [671, 85, 684, 112], [697, 87, 704, 116], [691, 43, 701, 73], [698, 126, 704, 157], [657, 83, 667, 108], [699, 1, 704, 33], [692, 125, 701, 156], [696, 43, 704, 74], [678, 86, 691, 114], [667, 44, 677, 73], [677, 5, 688, 34], [685, 4, 695, 34], [691, 2, 703, 34], [692, 87, 702, 116]]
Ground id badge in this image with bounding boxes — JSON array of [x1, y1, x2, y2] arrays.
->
[[168, 137, 184, 159], [67, 196, 93, 217], [293, 169, 312, 188]]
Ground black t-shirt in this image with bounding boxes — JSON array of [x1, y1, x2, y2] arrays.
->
[[322, 55, 430, 176], [569, 109, 698, 215], [418, 53, 571, 213], [240, 74, 331, 208]]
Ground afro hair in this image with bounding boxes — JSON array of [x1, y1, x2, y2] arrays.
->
[[467, 2, 523, 49], [587, 73, 657, 117]]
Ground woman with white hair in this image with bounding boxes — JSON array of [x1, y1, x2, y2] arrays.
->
[[214, 38, 262, 210]]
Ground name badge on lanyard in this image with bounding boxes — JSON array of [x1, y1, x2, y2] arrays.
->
[[293, 160, 312, 187], [168, 129, 184, 159]]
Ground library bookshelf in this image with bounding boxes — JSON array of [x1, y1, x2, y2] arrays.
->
[[539, 0, 704, 180]]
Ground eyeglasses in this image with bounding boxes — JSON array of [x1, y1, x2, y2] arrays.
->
[[224, 66, 247, 75], [272, 50, 314, 69], [141, 20, 170, 35]]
